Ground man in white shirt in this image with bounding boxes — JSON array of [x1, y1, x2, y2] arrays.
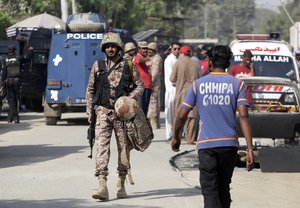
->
[[164, 42, 181, 141]]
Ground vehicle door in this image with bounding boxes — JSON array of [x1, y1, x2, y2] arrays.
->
[[64, 37, 104, 105]]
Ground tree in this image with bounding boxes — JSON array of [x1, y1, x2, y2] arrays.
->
[[258, 0, 300, 42], [215, 0, 255, 44], [0, 12, 12, 39], [0, 0, 257, 44], [27, 0, 61, 17], [0, 0, 62, 39], [0, 0, 30, 21]]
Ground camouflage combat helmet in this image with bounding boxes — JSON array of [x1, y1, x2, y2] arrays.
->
[[115, 96, 139, 121], [147, 42, 157, 52], [124, 42, 136, 53], [101, 32, 124, 52]]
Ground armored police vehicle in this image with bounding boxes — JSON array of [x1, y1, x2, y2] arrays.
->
[[44, 34, 105, 125], [12, 28, 52, 111], [44, 13, 134, 125]]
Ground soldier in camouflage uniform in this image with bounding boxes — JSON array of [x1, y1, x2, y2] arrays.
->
[[86, 32, 144, 201], [123, 42, 136, 60], [147, 42, 163, 129]]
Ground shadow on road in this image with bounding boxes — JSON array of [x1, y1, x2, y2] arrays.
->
[[0, 198, 162, 208], [59, 117, 89, 126], [0, 144, 86, 168], [131, 187, 201, 199], [19, 113, 45, 121], [0, 122, 32, 135]]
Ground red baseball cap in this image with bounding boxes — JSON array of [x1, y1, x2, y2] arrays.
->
[[179, 45, 191, 55]]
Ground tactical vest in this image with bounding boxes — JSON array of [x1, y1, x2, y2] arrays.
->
[[93, 58, 133, 109], [6, 55, 20, 78]]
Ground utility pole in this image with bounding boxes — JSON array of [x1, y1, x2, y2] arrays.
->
[[202, 0, 215, 39], [233, 14, 237, 38], [60, 0, 68, 22], [204, 3, 208, 39], [280, 0, 298, 50], [71, 0, 77, 15], [280, 0, 294, 25]]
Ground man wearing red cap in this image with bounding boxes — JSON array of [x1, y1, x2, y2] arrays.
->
[[170, 45, 200, 144]]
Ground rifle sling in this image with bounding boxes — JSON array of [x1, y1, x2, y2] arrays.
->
[[99, 57, 123, 78]]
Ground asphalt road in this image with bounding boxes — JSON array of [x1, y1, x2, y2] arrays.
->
[[0, 112, 201, 208], [1, 111, 300, 208]]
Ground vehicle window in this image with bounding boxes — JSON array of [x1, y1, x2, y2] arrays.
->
[[88, 14, 98, 22], [90, 43, 99, 48], [230, 55, 296, 79], [72, 43, 80, 48]]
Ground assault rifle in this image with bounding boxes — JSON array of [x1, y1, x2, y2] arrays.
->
[[87, 58, 122, 158], [87, 107, 96, 159]]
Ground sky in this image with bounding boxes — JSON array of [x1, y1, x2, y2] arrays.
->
[[255, 0, 288, 11]]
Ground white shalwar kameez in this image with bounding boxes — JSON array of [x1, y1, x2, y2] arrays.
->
[[164, 53, 177, 140]]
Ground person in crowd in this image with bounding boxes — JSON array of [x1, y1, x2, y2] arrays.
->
[[199, 43, 214, 76], [158, 44, 170, 112], [86, 32, 144, 201], [123, 42, 137, 60], [133, 41, 152, 116], [164, 42, 181, 141], [228, 50, 254, 106], [1, 45, 22, 123], [171, 45, 254, 208], [190, 44, 200, 63], [147, 42, 163, 129], [295, 49, 300, 68], [0, 53, 6, 113], [170, 45, 200, 144]]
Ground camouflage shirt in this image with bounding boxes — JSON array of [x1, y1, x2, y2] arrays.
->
[[148, 54, 162, 85], [86, 57, 144, 114]]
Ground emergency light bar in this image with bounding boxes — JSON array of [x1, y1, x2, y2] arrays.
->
[[236, 34, 270, 40]]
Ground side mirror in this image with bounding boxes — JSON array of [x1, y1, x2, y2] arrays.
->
[[286, 70, 297, 82]]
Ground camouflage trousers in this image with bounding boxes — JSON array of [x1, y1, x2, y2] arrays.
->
[[94, 106, 130, 177], [147, 84, 160, 119]]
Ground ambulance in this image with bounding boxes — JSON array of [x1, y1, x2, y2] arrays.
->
[[230, 33, 299, 82], [230, 33, 300, 142]]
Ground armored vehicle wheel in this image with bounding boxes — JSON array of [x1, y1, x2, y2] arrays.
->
[[45, 117, 58, 125], [68, 23, 104, 33]]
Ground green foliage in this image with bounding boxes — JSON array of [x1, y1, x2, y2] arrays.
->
[[3, 0, 300, 50], [258, 0, 300, 42], [27, 0, 61, 17], [0, 12, 12, 39], [0, 0, 31, 22], [0, 0, 258, 44], [216, 0, 255, 44], [253, 8, 274, 33], [76, 0, 165, 34]]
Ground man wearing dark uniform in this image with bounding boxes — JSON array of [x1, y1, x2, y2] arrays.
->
[[2, 45, 21, 123]]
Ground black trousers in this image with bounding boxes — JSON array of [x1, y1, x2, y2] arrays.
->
[[198, 147, 238, 208], [7, 78, 20, 122], [141, 88, 152, 116]]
